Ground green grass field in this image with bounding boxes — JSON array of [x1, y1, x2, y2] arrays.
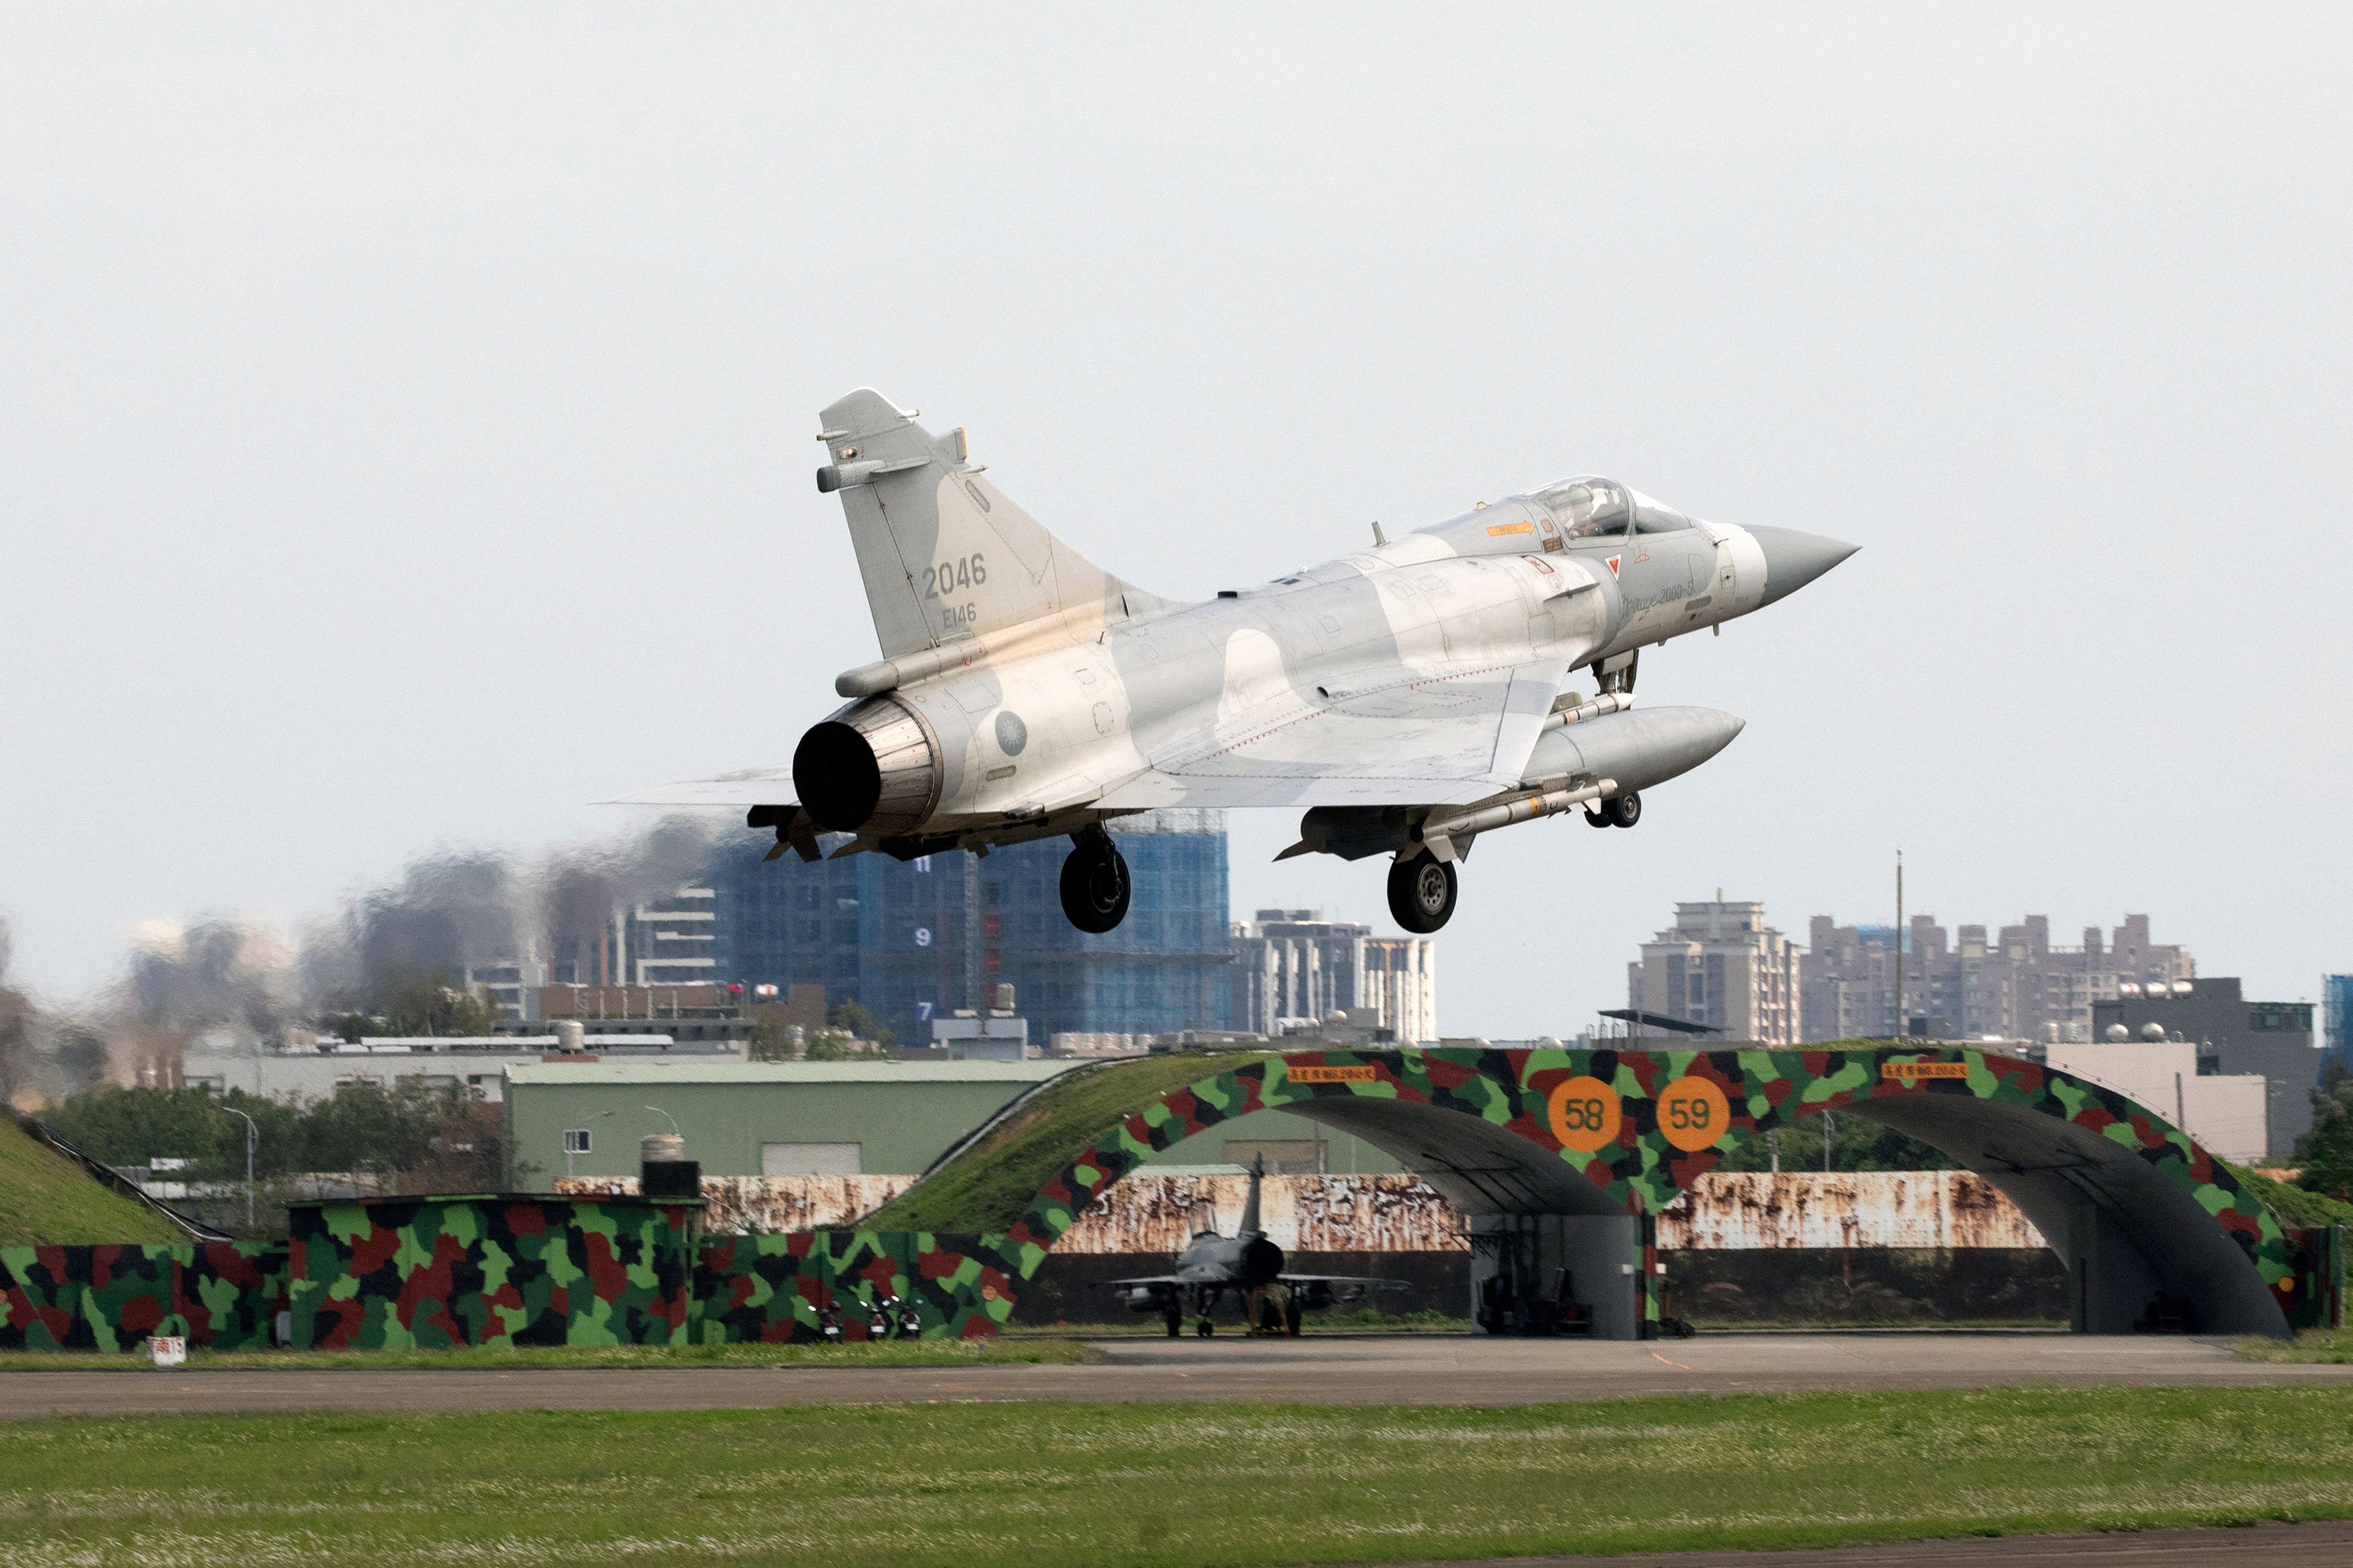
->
[[2238, 1329, 2353, 1364], [5, 1387, 2353, 1564], [0, 1116, 186, 1245], [0, 1337, 1095, 1373]]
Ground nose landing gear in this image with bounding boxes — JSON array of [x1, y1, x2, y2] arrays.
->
[[1058, 829, 1131, 933], [1387, 855, 1458, 934]]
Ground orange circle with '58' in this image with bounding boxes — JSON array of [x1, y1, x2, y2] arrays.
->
[[1547, 1076, 1622, 1153], [1657, 1075, 1732, 1152]]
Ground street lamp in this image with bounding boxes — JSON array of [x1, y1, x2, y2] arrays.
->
[[644, 1104, 681, 1139], [221, 1106, 258, 1229]]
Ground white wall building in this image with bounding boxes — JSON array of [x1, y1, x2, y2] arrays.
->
[[1629, 899, 1803, 1046], [1230, 911, 1437, 1044], [2042, 1040, 2269, 1162], [181, 1033, 742, 1104]]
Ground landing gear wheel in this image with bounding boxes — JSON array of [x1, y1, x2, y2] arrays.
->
[[1387, 856, 1458, 934], [1584, 807, 1611, 828], [1058, 836, 1131, 933], [1164, 1305, 1182, 1338], [1195, 1317, 1214, 1337], [1605, 790, 1642, 829], [1284, 1300, 1303, 1337]]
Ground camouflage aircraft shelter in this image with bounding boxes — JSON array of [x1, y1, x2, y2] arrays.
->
[[1005, 1047, 2310, 1339]]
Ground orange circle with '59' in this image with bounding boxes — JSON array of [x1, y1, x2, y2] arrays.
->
[[1657, 1075, 1732, 1152], [1547, 1076, 1622, 1153]]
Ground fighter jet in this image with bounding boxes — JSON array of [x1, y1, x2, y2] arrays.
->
[[618, 389, 1855, 933], [1101, 1155, 1403, 1337]]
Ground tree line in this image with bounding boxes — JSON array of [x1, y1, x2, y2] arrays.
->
[[40, 1081, 505, 1190]]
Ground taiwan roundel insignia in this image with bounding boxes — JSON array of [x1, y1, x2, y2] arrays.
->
[[1605, 555, 1622, 579]]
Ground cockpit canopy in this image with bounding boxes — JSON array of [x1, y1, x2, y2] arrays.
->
[[1531, 477, 1693, 538]]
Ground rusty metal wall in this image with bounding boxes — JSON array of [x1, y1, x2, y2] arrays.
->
[[1054, 1174, 1470, 1254], [1659, 1171, 2045, 1250], [556, 1169, 2044, 1252], [555, 1175, 916, 1233]]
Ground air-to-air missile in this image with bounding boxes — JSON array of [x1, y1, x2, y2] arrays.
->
[[619, 389, 1855, 934]]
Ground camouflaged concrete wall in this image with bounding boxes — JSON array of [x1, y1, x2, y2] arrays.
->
[[692, 1230, 1016, 1343], [2286, 1226, 2346, 1332], [288, 1197, 694, 1350], [0, 1243, 286, 1352]]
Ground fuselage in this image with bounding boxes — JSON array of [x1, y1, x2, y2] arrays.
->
[[878, 483, 1769, 833]]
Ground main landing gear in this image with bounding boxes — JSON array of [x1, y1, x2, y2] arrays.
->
[[1584, 789, 1642, 829], [1059, 829, 1131, 934], [1387, 856, 1458, 934]]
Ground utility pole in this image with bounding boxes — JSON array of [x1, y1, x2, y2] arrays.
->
[[223, 1106, 258, 1229], [1893, 849, 1905, 1041]]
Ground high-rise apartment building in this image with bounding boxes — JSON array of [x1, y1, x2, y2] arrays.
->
[[1802, 913, 2193, 1042], [1363, 934, 1439, 1047], [1628, 900, 1802, 1046], [2327, 975, 2353, 1074], [711, 809, 1232, 1046], [1229, 911, 1437, 1044], [627, 887, 717, 987]]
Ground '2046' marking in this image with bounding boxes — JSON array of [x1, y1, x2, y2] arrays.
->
[[921, 552, 987, 632]]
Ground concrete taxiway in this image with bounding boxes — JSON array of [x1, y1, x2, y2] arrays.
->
[[3, 1333, 2351, 1418]]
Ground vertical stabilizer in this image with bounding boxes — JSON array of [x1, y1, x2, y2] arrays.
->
[[815, 389, 1168, 660], [1238, 1152, 1266, 1238]]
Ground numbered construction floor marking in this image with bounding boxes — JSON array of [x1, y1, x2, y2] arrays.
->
[[1656, 1075, 1732, 1153], [1547, 1075, 1624, 1153]]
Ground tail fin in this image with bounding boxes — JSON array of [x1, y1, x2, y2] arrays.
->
[[816, 389, 1165, 660], [1238, 1152, 1266, 1237]]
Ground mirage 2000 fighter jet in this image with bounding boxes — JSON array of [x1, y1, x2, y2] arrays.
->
[[618, 390, 1855, 934], [1101, 1154, 1406, 1337]]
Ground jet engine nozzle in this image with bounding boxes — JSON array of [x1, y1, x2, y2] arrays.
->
[[793, 697, 944, 833], [1242, 1235, 1285, 1287]]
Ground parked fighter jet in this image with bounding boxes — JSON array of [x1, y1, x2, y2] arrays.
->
[[1101, 1155, 1402, 1337], [619, 390, 1854, 933]]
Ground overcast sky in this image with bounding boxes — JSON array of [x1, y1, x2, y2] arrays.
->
[[4, 7, 2348, 1033]]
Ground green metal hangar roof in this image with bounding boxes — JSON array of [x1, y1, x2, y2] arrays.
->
[[502, 1060, 1078, 1180]]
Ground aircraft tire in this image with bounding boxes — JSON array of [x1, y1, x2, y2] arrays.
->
[[1058, 840, 1131, 933], [1387, 856, 1458, 934], [1284, 1300, 1304, 1337], [1585, 807, 1611, 827], [1164, 1306, 1182, 1337], [1607, 790, 1642, 829], [1196, 1317, 1214, 1337]]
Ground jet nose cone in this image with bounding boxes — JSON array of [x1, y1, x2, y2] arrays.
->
[[1747, 526, 1859, 608]]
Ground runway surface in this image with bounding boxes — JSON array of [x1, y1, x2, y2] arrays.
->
[[1369, 1520, 2353, 1567], [4, 1333, 2351, 1417]]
